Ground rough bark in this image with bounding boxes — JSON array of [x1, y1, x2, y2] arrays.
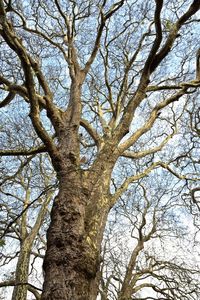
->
[[41, 163, 114, 300], [41, 177, 96, 299], [41, 133, 116, 300], [40, 68, 118, 298]]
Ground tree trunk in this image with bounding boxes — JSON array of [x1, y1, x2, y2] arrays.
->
[[41, 156, 114, 300], [118, 242, 144, 300], [11, 189, 52, 300], [41, 93, 117, 299], [11, 241, 31, 300], [41, 170, 96, 300]]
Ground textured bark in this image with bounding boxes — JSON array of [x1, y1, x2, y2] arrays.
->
[[41, 144, 115, 300], [41, 72, 118, 298], [41, 175, 100, 300]]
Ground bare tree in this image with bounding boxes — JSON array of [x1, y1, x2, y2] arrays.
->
[[0, 0, 200, 299], [100, 176, 200, 300], [0, 152, 55, 300]]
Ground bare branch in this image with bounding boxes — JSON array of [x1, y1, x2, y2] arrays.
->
[[142, 0, 163, 76], [110, 161, 199, 206], [0, 145, 46, 156], [0, 91, 15, 108], [80, 118, 101, 148], [0, 2, 59, 157], [117, 89, 186, 153], [83, 0, 125, 75], [0, 183, 57, 240], [150, 0, 200, 72], [0, 280, 42, 299], [121, 129, 177, 159]]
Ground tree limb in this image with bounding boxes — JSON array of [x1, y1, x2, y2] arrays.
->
[[80, 118, 101, 148], [121, 129, 177, 159], [0, 145, 46, 156]]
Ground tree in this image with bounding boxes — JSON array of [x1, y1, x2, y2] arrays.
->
[[0, 153, 55, 300], [0, 0, 200, 299], [100, 175, 200, 300]]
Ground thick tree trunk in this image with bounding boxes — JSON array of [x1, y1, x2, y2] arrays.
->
[[41, 156, 114, 300], [41, 77, 116, 299], [41, 170, 102, 300], [11, 241, 31, 300]]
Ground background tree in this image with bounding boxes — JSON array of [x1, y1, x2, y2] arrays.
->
[[0, 147, 55, 300], [100, 174, 200, 300], [0, 0, 200, 299]]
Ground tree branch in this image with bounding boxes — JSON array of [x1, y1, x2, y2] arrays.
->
[[110, 161, 200, 206], [0, 91, 15, 108], [83, 0, 125, 75], [0, 145, 47, 156], [142, 0, 163, 76], [80, 118, 101, 148], [150, 0, 200, 73], [121, 129, 177, 159], [0, 1, 60, 158], [0, 280, 41, 299], [0, 183, 57, 240], [117, 89, 186, 153]]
